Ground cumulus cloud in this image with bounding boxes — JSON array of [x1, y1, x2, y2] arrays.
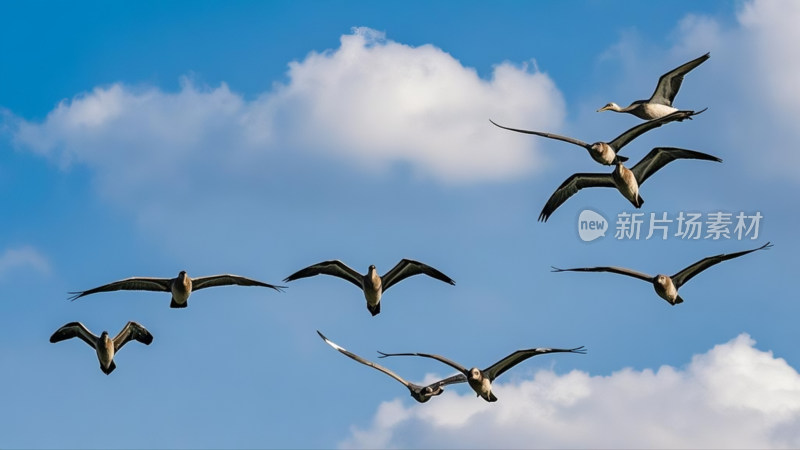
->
[[9, 27, 565, 206], [593, 0, 800, 182], [340, 334, 800, 449], [0, 246, 50, 278]]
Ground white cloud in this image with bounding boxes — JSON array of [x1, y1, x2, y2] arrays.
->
[[592, 0, 800, 182], [340, 334, 800, 449], [272, 27, 564, 182], [0, 246, 50, 278], [10, 27, 565, 210]]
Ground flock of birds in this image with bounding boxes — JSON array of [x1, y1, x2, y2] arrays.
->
[[50, 52, 772, 404]]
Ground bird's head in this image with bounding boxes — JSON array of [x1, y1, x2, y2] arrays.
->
[[469, 368, 482, 381], [597, 102, 619, 112], [590, 142, 612, 156]]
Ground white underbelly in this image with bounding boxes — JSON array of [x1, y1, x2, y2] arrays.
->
[[171, 287, 191, 305], [97, 343, 115, 368], [643, 103, 677, 120], [364, 288, 381, 307], [614, 175, 639, 204]]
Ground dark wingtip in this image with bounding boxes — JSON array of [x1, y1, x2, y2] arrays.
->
[[616, 155, 629, 163], [551, 266, 565, 272], [377, 351, 390, 359], [272, 285, 288, 293], [571, 346, 588, 354], [67, 292, 82, 301], [761, 241, 773, 250]]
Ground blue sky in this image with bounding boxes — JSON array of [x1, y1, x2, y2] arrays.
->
[[1, 1, 799, 448]]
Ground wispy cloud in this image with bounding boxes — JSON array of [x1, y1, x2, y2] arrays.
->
[[341, 334, 800, 449], [0, 246, 50, 278]]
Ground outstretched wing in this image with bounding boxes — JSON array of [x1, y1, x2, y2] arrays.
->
[[483, 346, 587, 381], [377, 351, 469, 377], [49, 322, 98, 348], [425, 372, 468, 390], [538, 173, 615, 222], [283, 260, 363, 289], [552, 265, 654, 283], [317, 330, 414, 389], [671, 242, 772, 289], [650, 53, 710, 106], [489, 120, 589, 149], [608, 110, 698, 152], [113, 321, 154, 351], [68, 277, 172, 301], [192, 274, 285, 292], [631, 147, 722, 185], [381, 259, 455, 292]]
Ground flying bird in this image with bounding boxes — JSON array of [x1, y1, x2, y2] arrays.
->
[[552, 242, 772, 305], [284, 259, 455, 316], [69, 271, 285, 308], [50, 321, 153, 375], [378, 346, 586, 402], [489, 109, 702, 166], [538, 147, 721, 222], [317, 330, 466, 403], [598, 52, 710, 120]]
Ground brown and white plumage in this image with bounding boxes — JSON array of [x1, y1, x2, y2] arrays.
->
[[317, 331, 466, 403], [378, 346, 586, 402], [284, 259, 455, 316], [538, 147, 722, 222], [50, 321, 153, 375], [68, 271, 285, 308], [490, 109, 701, 166], [552, 242, 772, 305], [598, 53, 710, 120]]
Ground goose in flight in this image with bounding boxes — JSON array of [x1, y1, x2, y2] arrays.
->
[[552, 242, 772, 305], [69, 271, 285, 308], [490, 109, 702, 166], [284, 259, 455, 316], [378, 345, 586, 402], [317, 331, 466, 403], [538, 146, 721, 222], [598, 53, 710, 120], [50, 321, 153, 375]]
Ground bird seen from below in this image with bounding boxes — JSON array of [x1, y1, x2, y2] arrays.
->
[[538, 146, 722, 222], [378, 345, 586, 402], [552, 242, 772, 305], [50, 321, 153, 375], [490, 109, 703, 166], [317, 330, 466, 403], [68, 271, 285, 308], [284, 259, 455, 316]]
